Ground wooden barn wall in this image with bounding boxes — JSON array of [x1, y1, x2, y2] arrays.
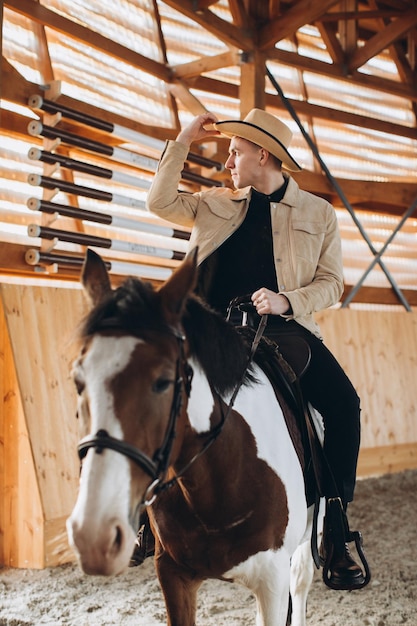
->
[[0, 284, 84, 568], [1, 284, 416, 568], [316, 309, 417, 476]]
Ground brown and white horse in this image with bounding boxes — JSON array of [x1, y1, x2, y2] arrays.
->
[[67, 248, 323, 626]]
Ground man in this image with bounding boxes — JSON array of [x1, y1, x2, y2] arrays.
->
[[146, 108, 366, 589]]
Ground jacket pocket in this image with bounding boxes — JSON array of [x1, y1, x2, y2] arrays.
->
[[291, 220, 326, 264]]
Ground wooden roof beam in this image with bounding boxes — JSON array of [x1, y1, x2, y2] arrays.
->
[[246, 0, 269, 24], [338, 0, 358, 60], [32, 21, 54, 84], [151, 0, 181, 131], [366, 0, 417, 120], [1, 57, 40, 105], [318, 9, 405, 22], [192, 0, 219, 8], [268, 0, 282, 22], [162, 0, 254, 50], [317, 22, 346, 65], [227, 0, 250, 30], [348, 7, 417, 71], [258, 0, 340, 50], [169, 80, 208, 115], [290, 170, 417, 214], [172, 49, 240, 79]]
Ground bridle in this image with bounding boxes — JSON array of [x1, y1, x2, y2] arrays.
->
[[77, 313, 267, 506], [77, 322, 193, 505]]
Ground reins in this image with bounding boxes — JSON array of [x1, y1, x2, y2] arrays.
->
[[151, 313, 268, 501]]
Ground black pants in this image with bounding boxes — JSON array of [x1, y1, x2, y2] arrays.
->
[[265, 319, 361, 504]]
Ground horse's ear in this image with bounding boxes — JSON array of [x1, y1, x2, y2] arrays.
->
[[81, 249, 112, 306], [159, 247, 198, 322]]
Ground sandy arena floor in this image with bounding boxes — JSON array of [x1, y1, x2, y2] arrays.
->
[[0, 469, 416, 625]]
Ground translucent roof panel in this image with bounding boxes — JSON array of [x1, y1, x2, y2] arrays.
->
[[44, 30, 172, 126], [282, 24, 334, 64], [2, 9, 43, 84], [40, 0, 163, 59], [157, 2, 229, 65]]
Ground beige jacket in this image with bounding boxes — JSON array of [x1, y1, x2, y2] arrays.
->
[[147, 141, 344, 338]]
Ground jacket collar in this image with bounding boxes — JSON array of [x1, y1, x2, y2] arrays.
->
[[280, 174, 299, 207], [227, 174, 298, 205], [230, 186, 252, 201]]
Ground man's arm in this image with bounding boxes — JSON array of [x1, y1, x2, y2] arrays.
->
[[146, 113, 220, 227]]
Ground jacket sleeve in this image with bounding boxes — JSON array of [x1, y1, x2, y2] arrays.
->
[[146, 140, 201, 228], [281, 205, 344, 318]]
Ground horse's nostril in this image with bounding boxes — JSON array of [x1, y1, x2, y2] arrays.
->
[[114, 525, 123, 550]]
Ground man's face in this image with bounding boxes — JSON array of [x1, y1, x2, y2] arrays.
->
[[225, 136, 262, 189]]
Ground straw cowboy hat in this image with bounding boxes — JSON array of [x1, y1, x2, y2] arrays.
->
[[214, 108, 301, 172]]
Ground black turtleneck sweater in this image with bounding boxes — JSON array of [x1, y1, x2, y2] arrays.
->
[[196, 179, 289, 316]]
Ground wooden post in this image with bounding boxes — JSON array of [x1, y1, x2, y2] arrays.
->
[[239, 49, 266, 116]]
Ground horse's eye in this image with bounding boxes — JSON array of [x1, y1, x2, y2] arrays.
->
[[152, 378, 172, 394]]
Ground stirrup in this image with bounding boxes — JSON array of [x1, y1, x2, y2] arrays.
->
[[321, 497, 371, 590], [129, 520, 155, 567]]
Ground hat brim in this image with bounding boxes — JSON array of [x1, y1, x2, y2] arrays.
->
[[214, 120, 301, 172]]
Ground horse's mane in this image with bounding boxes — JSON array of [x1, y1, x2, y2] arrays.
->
[[182, 297, 256, 394], [81, 277, 168, 338], [81, 277, 255, 395]]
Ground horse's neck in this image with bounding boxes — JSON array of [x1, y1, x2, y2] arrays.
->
[[174, 405, 250, 530], [185, 360, 223, 433], [174, 365, 252, 511]]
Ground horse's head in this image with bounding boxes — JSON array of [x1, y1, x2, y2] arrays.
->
[[67, 248, 197, 576]]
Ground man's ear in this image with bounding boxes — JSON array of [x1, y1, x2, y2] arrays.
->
[[259, 147, 269, 165]]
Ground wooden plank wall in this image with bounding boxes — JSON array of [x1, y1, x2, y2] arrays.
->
[[316, 309, 417, 476], [0, 284, 416, 568], [0, 284, 85, 568], [0, 316, 44, 568]]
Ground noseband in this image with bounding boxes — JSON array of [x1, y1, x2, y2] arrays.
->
[[77, 323, 193, 504]]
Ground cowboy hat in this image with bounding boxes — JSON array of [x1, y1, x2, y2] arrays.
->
[[214, 108, 301, 172]]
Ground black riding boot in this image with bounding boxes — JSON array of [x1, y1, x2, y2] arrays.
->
[[320, 497, 369, 590]]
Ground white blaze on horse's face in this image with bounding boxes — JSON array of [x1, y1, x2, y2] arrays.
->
[[78, 334, 140, 436], [67, 334, 142, 576]]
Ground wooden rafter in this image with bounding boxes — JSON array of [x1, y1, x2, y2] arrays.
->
[[348, 7, 417, 71], [161, 0, 254, 50], [172, 50, 240, 79], [258, 0, 340, 50]]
